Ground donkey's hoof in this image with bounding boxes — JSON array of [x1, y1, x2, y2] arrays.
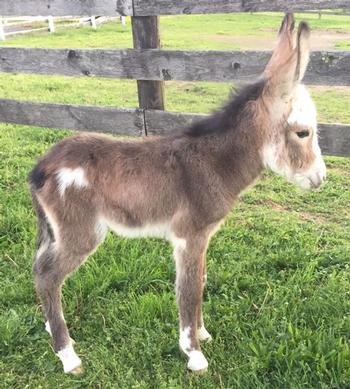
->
[[70, 366, 84, 376], [187, 351, 208, 372], [57, 345, 82, 374], [198, 326, 212, 342]]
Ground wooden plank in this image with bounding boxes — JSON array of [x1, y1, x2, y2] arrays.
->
[[145, 110, 350, 157], [0, 99, 347, 156], [0, 99, 144, 136], [145, 110, 202, 135], [242, 0, 350, 13], [0, 48, 349, 86], [0, 0, 123, 16], [1, 0, 348, 17], [301, 10, 350, 17], [133, 0, 240, 16], [317, 124, 350, 158], [132, 17, 165, 111], [132, 0, 350, 16]]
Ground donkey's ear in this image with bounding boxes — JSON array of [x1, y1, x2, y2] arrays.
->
[[294, 21, 311, 82], [262, 14, 311, 116], [263, 13, 297, 84]]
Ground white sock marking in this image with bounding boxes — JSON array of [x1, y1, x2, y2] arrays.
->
[[45, 321, 52, 336], [57, 344, 82, 373], [179, 326, 192, 354], [179, 326, 208, 371], [198, 326, 212, 342], [187, 350, 209, 371]]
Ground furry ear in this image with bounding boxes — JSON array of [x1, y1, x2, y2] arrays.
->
[[294, 21, 311, 82], [262, 14, 311, 118], [263, 13, 297, 82]]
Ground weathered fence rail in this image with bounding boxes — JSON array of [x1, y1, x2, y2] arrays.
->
[[0, 0, 349, 16], [0, 0, 349, 156], [0, 98, 349, 157], [0, 47, 349, 85], [0, 99, 144, 135]]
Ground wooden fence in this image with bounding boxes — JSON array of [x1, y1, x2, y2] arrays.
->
[[0, 0, 349, 157]]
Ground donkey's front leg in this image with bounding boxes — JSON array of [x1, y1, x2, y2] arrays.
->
[[175, 236, 209, 372], [197, 261, 212, 343]]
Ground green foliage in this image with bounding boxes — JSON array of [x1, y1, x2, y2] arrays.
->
[[1, 124, 349, 388], [0, 12, 350, 389]]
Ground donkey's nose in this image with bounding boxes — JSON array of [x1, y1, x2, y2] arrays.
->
[[318, 171, 326, 185], [311, 172, 325, 188]]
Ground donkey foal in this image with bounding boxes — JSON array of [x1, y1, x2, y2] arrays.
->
[[30, 14, 326, 374]]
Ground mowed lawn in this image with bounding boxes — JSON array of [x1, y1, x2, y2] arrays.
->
[[1, 13, 350, 388]]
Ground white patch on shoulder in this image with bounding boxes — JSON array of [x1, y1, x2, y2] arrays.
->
[[287, 84, 317, 130], [57, 344, 82, 374], [56, 167, 88, 197]]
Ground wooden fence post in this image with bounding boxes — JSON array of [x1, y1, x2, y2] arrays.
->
[[0, 17, 5, 41], [48, 15, 55, 32], [91, 15, 97, 29], [131, 16, 165, 111]]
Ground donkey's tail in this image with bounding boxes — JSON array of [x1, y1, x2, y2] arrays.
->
[[31, 192, 55, 257], [29, 163, 55, 266]]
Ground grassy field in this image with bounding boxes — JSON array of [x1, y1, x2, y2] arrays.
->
[[1, 12, 350, 389]]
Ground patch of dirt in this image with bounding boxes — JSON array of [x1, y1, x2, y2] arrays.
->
[[297, 212, 328, 224], [328, 167, 350, 177], [262, 199, 328, 223], [263, 199, 291, 213], [309, 85, 350, 93], [201, 30, 350, 50]]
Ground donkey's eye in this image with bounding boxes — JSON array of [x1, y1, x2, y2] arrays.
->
[[296, 130, 309, 138]]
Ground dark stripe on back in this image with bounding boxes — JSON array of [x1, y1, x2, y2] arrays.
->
[[184, 80, 266, 137]]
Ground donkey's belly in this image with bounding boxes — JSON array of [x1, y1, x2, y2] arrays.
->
[[103, 218, 171, 240], [99, 218, 187, 252]]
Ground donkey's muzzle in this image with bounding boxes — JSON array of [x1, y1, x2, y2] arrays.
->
[[309, 172, 326, 189]]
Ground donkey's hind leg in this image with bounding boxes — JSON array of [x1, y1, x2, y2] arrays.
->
[[197, 260, 212, 343], [33, 246, 90, 374], [32, 201, 106, 374]]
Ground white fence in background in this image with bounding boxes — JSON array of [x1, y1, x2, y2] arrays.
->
[[0, 15, 126, 41]]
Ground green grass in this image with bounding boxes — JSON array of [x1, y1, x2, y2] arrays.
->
[[1, 13, 349, 123], [1, 12, 350, 389], [2, 13, 350, 50], [1, 125, 350, 388], [0, 74, 349, 124]]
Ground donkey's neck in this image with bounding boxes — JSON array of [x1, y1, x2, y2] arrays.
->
[[214, 124, 264, 198], [182, 80, 268, 202], [183, 118, 265, 205]]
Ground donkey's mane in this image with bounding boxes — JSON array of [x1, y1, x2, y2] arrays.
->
[[184, 79, 266, 137]]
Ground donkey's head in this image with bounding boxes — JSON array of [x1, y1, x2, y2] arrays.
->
[[261, 13, 326, 190]]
